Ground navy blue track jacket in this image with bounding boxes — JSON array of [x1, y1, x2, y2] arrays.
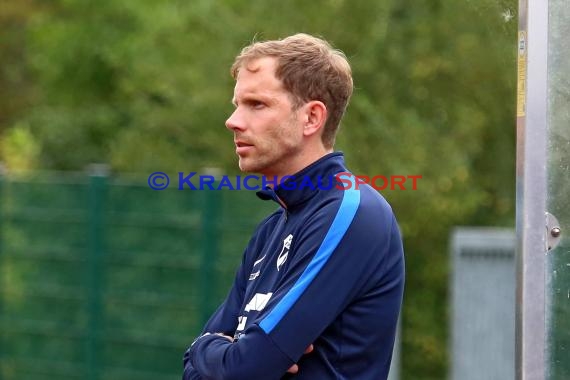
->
[[183, 152, 405, 380]]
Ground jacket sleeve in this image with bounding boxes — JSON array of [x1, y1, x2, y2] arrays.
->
[[182, 360, 203, 380], [188, 187, 403, 380]]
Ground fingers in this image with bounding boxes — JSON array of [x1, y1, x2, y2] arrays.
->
[[287, 344, 314, 374], [287, 364, 299, 374], [214, 333, 234, 342]]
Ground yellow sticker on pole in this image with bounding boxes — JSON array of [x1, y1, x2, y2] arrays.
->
[[517, 31, 527, 117]]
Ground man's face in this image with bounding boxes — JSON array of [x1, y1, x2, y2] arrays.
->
[[226, 57, 305, 178]]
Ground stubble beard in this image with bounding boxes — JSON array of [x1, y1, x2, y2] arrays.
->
[[237, 116, 301, 177]]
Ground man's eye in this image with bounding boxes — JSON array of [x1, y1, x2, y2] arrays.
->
[[250, 101, 265, 109]]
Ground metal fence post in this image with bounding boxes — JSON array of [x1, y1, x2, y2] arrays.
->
[[200, 189, 220, 326], [86, 164, 108, 380], [516, 0, 548, 379]]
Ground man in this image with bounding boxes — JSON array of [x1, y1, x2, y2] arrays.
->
[[183, 33, 404, 380]]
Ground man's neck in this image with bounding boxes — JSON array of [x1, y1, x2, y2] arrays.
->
[[263, 147, 333, 187]]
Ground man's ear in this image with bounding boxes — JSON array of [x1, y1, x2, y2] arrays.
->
[[302, 101, 327, 137]]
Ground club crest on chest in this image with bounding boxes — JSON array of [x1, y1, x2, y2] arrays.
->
[[277, 234, 293, 271]]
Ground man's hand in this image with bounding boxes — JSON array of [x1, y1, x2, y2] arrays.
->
[[214, 333, 234, 342], [286, 344, 314, 374]]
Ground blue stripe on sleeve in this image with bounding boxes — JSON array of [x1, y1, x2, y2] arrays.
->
[[259, 182, 361, 334]]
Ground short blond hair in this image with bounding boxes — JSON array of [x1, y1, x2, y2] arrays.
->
[[231, 33, 353, 148]]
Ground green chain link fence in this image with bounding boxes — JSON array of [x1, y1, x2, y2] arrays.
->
[[0, 167, 275, 380]]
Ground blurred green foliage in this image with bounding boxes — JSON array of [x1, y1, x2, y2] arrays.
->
[[0, 0, 518, 378]]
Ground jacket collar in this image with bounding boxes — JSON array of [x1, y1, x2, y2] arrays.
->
[[256, 152, 347, 209]]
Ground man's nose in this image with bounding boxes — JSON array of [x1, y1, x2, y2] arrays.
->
[[225, 108, 245, 131]]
